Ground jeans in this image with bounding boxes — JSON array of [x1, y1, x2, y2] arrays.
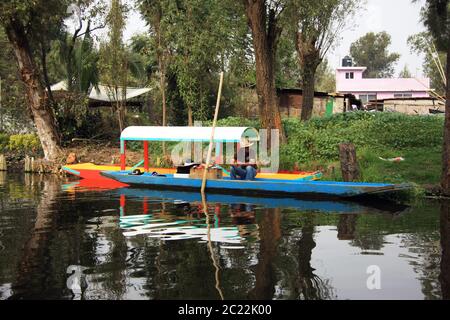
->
[[230, 166, 257, 180]]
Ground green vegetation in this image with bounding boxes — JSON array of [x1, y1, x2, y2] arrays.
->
[[280, 112, 443, 186], [0, 133, 41, 153]]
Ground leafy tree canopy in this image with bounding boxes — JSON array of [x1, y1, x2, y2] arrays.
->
[[350, 31, 401, 78]]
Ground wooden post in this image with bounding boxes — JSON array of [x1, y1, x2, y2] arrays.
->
[[120, 140, 126, 170], [24, 155, 31, 172], [143, 141, 149, 172], [338, 143, 360, 182], [0, 154, 6, 171], [201, 72, 224, 194]]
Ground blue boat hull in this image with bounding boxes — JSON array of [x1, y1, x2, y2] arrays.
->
[[101, 171, 411, 199]]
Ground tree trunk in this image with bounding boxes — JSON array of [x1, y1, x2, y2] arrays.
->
[[5, 18, 61, 161], [188, 105, 193, 126], [301, 68, 316, 121], [159, 55, 167, 155], [441, 51, 450, 195], [243, 0, 285, 143], [40, 43, 56, 108], [296, 33, 321, 121], [117, 102, 125, 133]]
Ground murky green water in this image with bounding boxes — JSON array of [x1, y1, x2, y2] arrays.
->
[[0, 172, 449, 300]]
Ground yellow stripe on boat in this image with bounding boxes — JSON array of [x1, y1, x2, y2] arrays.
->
[[64, 163, 321, 181]]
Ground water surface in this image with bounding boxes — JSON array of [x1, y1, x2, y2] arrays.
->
[[0, 172, 448, 300]]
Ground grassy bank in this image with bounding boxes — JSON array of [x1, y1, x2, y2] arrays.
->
[[280, 112, 443, 187], [210, 112, 444, 188]]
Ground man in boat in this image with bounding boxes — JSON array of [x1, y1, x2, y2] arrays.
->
[[230, 137, 257, 180]]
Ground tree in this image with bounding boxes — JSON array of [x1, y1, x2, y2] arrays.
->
[[288, 0, 361, 120], [0, 0, 67, 160], [399, 64, 412, 78], [315, 59, 336, 93], [274, 31, 301, 88], [138, 0, 247, 127], [418, 0, 450, 195], [138, 0, 170, 154], [98, 0, 128, 133], [58, 2, 106, 94], [350, 31, 401, 78], [408, 32, 447, 96], [242, 0, 285, 142], [0, 27, 32, 132]]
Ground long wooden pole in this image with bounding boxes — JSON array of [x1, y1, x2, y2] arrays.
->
[[200, 72, 225, 300], [201, 72, 224, 194]]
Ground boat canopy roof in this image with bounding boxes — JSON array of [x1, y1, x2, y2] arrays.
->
[[121, 126, 260, 143]]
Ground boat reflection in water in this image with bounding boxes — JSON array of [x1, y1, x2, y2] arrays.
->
[[117, 191, 253, 248], [113, 187, 409, 247]]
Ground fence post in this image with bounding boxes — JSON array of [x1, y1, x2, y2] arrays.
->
[[0, 154, 6, 171], [339, 143, 360, 182]]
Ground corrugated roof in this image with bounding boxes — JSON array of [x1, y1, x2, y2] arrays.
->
[[49, 81, 151, 102]]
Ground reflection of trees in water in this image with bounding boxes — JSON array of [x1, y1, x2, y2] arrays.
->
[[4, 174, 133, 299], [100, 226, 129, 299], [276, 213, 336, 300], [440, 202, 450, 300], [399, 201, 450, 300], [400, 232, 441, 300], [146, 240, 227, 299], [337, 215, 358, 240], [9, 175, 60, 299], [0, 174, 40, 286], [349, 214, 385, 251], [247, 208, 281, 300]]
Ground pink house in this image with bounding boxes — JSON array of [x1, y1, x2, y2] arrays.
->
[[336, 66, 430, 105]]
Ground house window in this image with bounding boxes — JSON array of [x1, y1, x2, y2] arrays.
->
[[359, 94, 377, 104], [393, 93, 413, 98], [345, 72, 354, 79]]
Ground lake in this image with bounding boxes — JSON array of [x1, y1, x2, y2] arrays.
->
[[0, 172, 448, 300]]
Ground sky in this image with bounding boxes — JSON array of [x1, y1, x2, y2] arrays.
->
[[329, 0, 427, 77], [117, 0, 428, 78]]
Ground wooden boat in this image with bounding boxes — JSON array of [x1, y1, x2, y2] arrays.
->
[[101, 170, 410, 199], [62, 125, 322, 188], [63, 125, 411, 199], [62, 162, 322, 190]]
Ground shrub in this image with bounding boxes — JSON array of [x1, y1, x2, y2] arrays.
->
[[8, 134, 41, 152], [280, 112, 443, 164]]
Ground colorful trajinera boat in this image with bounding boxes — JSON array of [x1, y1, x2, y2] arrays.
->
[[63, 126, 410, 199]]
